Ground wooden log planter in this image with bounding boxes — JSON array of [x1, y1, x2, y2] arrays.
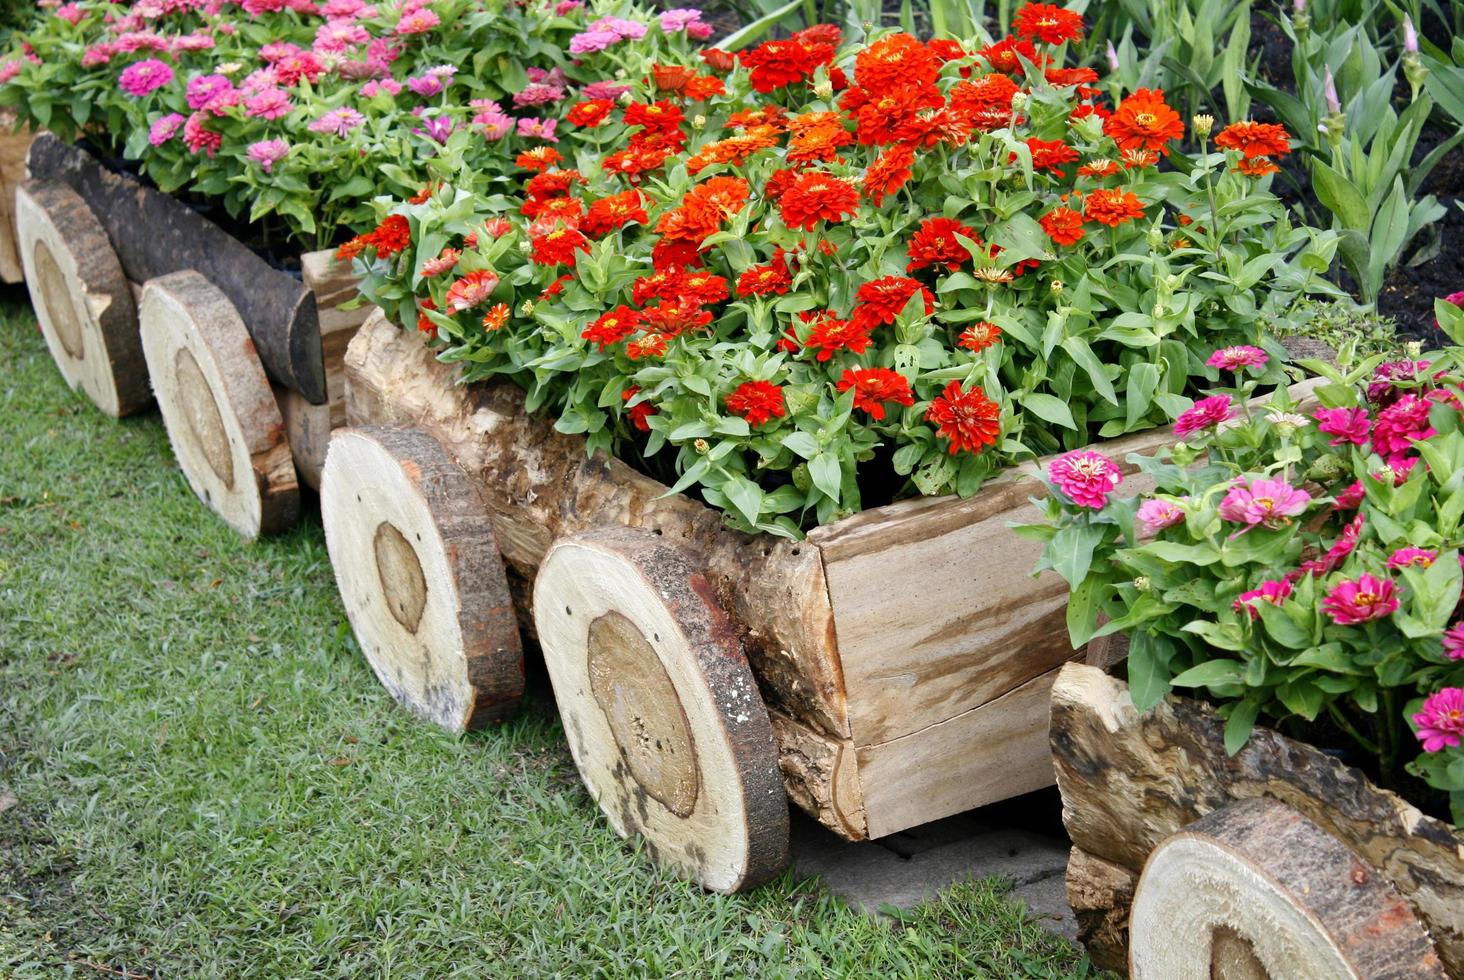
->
[[0, 110, 35, 284], [16, 134, 371, 538], [319, 309, 1230, 892], [1050, 663, 1464, 978]]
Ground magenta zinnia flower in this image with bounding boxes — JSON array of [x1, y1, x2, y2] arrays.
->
[[247, 139, 289, 172], [1206, 345, 1268, 372], [119, 58, 173, 96], [1372, 394, 1435, 459], [1334, 480, 1364, 510], [1048, 450, 1122, 509], [244, 88, 290, 120], [1322, 573, 1398, 625], [308, 107, 365, 136], [1174, 395, 1234, 438], [1233, 578, 1292, 618], [395, 6, 440, 34], [1137, 498, 1184, 536], [148, 112, 185, 146], [1412, 688, 1464, 752], [1443, 623, 1464, 661], [1386, 547, 1436, 570], [1367, 359, 1431, 405], [1218, 477, 1311, 529], [1313, 406, 1370, 446]]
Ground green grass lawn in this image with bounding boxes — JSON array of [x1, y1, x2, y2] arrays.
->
[[0, 289, 1101, 979]]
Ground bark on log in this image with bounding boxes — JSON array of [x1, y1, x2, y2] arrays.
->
[[26, 134, 326, 403], [533, 528, 789, 892], [16, 179, 145, 417], [1129, 798, 1446, 979], [0, 110, 34, 283], [139, 271, 299, 539], [1050, 663, 1464, 976], [1065, 847, 1134, 974], [321, 426, 523, 731]]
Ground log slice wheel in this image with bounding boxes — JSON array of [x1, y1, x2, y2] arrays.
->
[[1129, 797, 1446, 980], [533, 528, 789, 893], [139, 270, 299, 540], [321, 425, 523, 732], [16, 179, 145, 417]]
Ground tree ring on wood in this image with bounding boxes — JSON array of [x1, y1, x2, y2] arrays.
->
[[587, 611, 700, 818], [533, 528, 789, 893], [1129, 797, 1446, 980], [373, 521, 428, 633], [321, 426, 523, 732], [139, 271, 298, 539], [172, 346, 235, 490], [16, 179, 145, 417]]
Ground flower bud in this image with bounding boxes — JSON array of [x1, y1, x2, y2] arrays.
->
[[1147, 225, 1165, 250], [618, 90, 634, 105], [1133, 576, 1150, 591], [692, 113, 706, 129], [216, 61, 242, 75], [1403, 14, 1419, 53], [1049, 279, 1064, 294], [813, 78, 833, 100], [1010, 91, 1029, 113], [519, 299, 534, 316], [1403, 51, 1429, 95], [1105, 40, 1119, 73], [1323, 67, 1341, 114], [1191, 113, 1214, 139], [694, 438, 710, 455], [1308, 454, 1344, 480]]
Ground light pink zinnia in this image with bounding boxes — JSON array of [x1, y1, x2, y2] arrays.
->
[[1048, 450, 1121, 510], [245, 88, 290, 120], [1321, 573, 1398, 625], [581, 81, 632, 100], [1233, 578, 1293, 618], [1174, 395, 1235, 438], [1218, 477, 1311, 529], [1206, 345, 1268, 372], [1137, 498, 1184, 536], [516, 117, 558, 142], [420, 248, 460, 278], [395, 6, 439, 34], [1387, 547, 1436, 570], [119, 58, 174, 96], [247, 138, 289, 172], [445, 270, 500, 312], [1412, 688, 1464, 752], [361, 78, 403, 98], [308, 107, 365, 136]]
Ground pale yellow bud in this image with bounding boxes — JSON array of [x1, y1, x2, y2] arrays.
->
[[1192, 113, 1215, 139]]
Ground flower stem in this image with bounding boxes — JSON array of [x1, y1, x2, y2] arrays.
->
[[1328, 703, 1380, 757]]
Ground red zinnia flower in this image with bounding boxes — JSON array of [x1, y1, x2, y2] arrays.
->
[[1077, 158, 1119, 177], [949, 73, 1022, 131], [481, 303, 510, 331], [1040, 206, 1085, 245], [679, 271, 729, 307], [622, 387, 657, 431], [623, 100, 685, 135], [641, 298, 712, 337], [736, 250, 793, 297], [1215, 121, 1291, 158], [416, 297, 438, 337], [726, 380, 787, 426], [976, 36, 1040, 74], [626, 333, 669, 361], [837, 367, 914, 420], [957, 321, 1002, 352], [632, 270, 683, 306], [926, 381, 1001, 455], [801, 310, 872, 361], [530, 225, 590, 266], [1104, 88, 1184, 154], [566, 99, 614, 127], [368, 214, 411, 257], [778, 171, 861, 231], [738, 36, 836, 93], [1021, 137, 1079, 172], [862, 144, 915, 207], [444, 269, 500, 312], [852, 276, 935, 331], [582, 190, 648, 237], [1234, 156, 1281, 177], [1083, 188, 1145, 226], [581, 306, 642, 351], [906, 217, 977, 273], [516, 146, 563, 172], [1013, 3, 1084, 44]]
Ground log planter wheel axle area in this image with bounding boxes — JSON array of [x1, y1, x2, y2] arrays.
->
[[17, 136, 372, 538], [323, 311, 1322, 891], [1050, 663, 1464, 977]]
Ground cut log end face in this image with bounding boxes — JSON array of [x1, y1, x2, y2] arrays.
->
[[1129, 798, 1447, 980], [321, 427, 523, 734], [139, 271, 298, 540], [17, 179, 144, 417], [533, 528, 789, 894]]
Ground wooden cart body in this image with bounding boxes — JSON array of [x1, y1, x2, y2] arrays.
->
[[343, 310, 1160, 842]]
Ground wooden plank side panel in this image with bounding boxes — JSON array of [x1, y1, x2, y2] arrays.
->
[[0, 111, 34, 283], [855, 666, 1064, 839]]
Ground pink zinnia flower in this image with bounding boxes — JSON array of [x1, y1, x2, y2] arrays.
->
[[1313, 406, 1369, 446], [1174, 395, 1234, 438], [445, 270, 500, 312], [1387, 547, 1436, 570], [1367, 359, 1431, 405], [420, 248, 460, 278], [1206, 345, 1268, 372], [182, 112, 221, 156], [406, 73, 445, 97], [1334, 480, 1364, 510], [308, 107, 365, 136], [148, 112, 185, 145], [245, 88, 290, 120], [1443, 623, 1464, 661], [1048, 450, 1122, 509], [1218, 477, 1311, 529], [313, 21, 369, 53], [186, 74, 235, 111], [481, 218, 513, 239], [172, 33, 215, 53], [395, 6, 439, 34], [247, 138, 289, 172], [568, 29, 618, 53], [119, 58, 174, 96], [1412, 688, 1464, 752], [1372, 393, 1435, 459], [660, 7, 707, 32], [55, 2, 85, 24], [516, 117, 558, 142], [81, 43, 117, 67], [477, 110, 513, 140], [0, 61, 20, 83], [514, 82, 565, 107], [554, 0, 583, 11], [362, 78, 403, 98], [1233, 578, 1293, 618], [1137, 498, 1184, 536], [1322, 573, 1398, 625]]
